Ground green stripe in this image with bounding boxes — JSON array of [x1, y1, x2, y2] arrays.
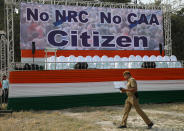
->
[[8, 90, 184, 111]]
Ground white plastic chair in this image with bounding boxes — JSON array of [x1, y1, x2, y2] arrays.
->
[[85, 56, 93, 62], [108, 57, 114, 69], [170, 55, 177, 61], [163, 56, 170, 61], [93, 55, 101, 68], [56, 56, 66, 69], [68, 55, 76, 69], [46, 56, 50, 70], [77, 56, 85, 62], [149, 55, 157, 61], [93, 55, 101, 62], [168, 62, 174, 68], [108, 57, 114, 62], [63, 56, 69, 69], [85, 56, 94, 68], [129, 55, 135, 60], [101, 55, 109, 69], [147, 55, 157, 68], [128, 55, 137, 69], [68, 55, 75, 62], [121, 57, 129, 69], [156, 55, 169, 68], [47, 56, 56, 70], [175, 62, 182, 68], [156, 55, 163, 61], [101, 55, 108, 62], [114, 56, 121, 69], [143, 55, 149, 61], [47, 56, 55, 62], [114, 56, 121, 61], [121, 57, 127, 61], [168, 61, 182, 68], [142, 55, 150, 68], [134, 55, 143, 68], [128, 56, 136, 61], [163, 56, 170, 68], [50, 62, 56, 70], [56, 57, 60, 62], [114, 55, 121, 60], [56, 57, 61, 70], [135, 55, 143, 61]]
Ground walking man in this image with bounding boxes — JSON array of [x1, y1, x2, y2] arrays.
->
[[2, 75, 9, 104], [118, 71, 154, 129]]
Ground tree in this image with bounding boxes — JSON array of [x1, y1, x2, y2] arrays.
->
[[171, 8, 184, 60], [14, 13, 21, 62], [149, 0, 184, 59], [0, 0, 4, 30], [99, 0, 131, 3]]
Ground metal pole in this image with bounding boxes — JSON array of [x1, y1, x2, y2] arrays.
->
[[45, 50, 47, 70], [33, 54, 34, 64], [55, 51, 56, 70]]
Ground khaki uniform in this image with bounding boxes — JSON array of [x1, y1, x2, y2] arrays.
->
[[121, 77, 151, 126]]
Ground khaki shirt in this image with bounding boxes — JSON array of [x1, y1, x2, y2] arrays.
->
[[126, 77, 137, 97]]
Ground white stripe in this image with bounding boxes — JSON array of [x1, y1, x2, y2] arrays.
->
[[9, 80, 184, 98]]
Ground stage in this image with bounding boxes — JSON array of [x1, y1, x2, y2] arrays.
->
[[8, 68, 184, 111], [2, 0, 181, 111]]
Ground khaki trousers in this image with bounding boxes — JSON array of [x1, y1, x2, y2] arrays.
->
[[121, 96, 151, 126]]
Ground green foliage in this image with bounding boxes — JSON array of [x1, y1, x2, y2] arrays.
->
[[171, 9, 184, 59], [154, 0, 161, 6], [0, 0, 4, 30], [14, 13, 21, 62], [99, 0, 131, 3]]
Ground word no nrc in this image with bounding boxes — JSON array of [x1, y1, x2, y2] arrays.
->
[[47, 30, 148, 48], [27, 8, 159, 25]]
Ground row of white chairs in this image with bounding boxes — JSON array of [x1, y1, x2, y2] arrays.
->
[[46, 61, 182, 70], [45, 55, 182, 70], [46, 55, 178, 63]]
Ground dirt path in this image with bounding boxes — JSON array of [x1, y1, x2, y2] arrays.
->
[[144, 109, 184, 117], [1, 103, 184, 131], [63, 108, 184, 131]]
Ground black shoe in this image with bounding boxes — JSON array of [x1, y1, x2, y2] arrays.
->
[[118, 125, 127, 128], [147, 122, 154, 129]]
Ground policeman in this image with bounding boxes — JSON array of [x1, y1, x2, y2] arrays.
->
[[118, 71, 154, 129]]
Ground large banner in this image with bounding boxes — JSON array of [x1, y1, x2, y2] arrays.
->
[[20, 3, 164, 50]]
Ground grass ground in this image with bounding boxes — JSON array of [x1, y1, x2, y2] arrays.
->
[[0, 103, 184, 131]]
